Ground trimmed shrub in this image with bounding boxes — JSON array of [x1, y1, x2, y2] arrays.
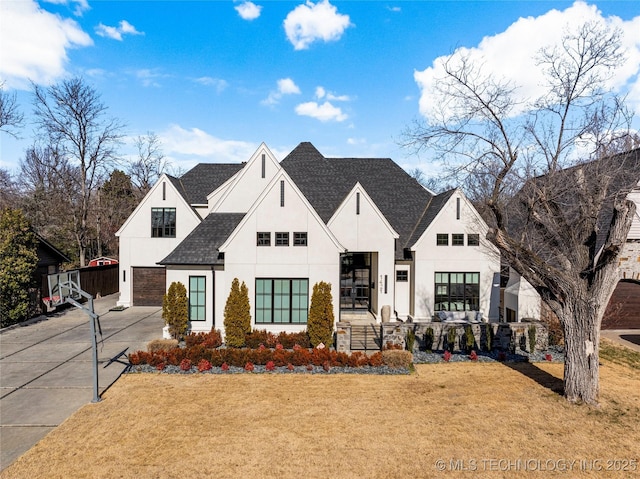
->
[[245, 330, 277, 349], [223, 278, 251, 347], [406, 328, 416, 352], [197, 359, 212, 372], [180, 358, 192, 371], [381, 350, 413, 369], [528, 324, 537, 352], [185, 330, 222, 349], [446, 327, 457, 352], [483, 324, 494, 352], [463, 325, 475, 353], [424, 327, 434, 352], [147, 339, 179, 353], [163, 282, 189, 340], [307, 281, 335, 348]]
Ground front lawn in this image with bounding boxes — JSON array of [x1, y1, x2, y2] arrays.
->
[[2, 339, 638, 479]]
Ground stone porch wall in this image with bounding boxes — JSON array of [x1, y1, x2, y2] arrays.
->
[[337, 320, 548, 354]]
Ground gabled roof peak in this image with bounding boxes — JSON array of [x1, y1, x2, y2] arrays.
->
[[283, 142, 326, 162]]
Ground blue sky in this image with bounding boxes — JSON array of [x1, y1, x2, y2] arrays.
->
[[1, 1, 640, 176]]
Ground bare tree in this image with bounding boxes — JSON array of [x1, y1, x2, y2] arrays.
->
[[0, 81, 24, 138], [32, 78, 124, 267], [129, 132, 167, 197], [404, 21, 637, 404], [0, 168, 19, 209]]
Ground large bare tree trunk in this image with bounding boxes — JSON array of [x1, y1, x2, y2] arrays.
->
[[560, 301, 601, 404]]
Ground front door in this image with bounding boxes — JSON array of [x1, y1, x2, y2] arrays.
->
[[340, 253, 371, 311]]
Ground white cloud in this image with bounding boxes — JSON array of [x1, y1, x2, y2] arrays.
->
[[235, 1, 262, 21], [387, 6, 401, 13], [0, 0, 92, 89], [135, 69, 168, 87], [43, 0, 89, 17], [295, 101, 347, 122], [160, 124, 259, 166], [315, 86, 350, 101], [262, 77, 301, 105], [95, 20, 143, 41], [414, 1, 640, 120], [283, 0, 352, 50], [194, 76, 228, 93]]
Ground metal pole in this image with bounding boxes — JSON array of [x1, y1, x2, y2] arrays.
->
[[87, 297, 101, 403]]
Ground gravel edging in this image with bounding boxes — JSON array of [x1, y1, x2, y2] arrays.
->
[[413, 345, 565, 364], [127, 364, 411, 375]]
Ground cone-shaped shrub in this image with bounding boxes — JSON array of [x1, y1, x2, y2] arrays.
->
[[162, 281, 189, 340], [223, 278, 251, 347], [307, 281, 335, 348]]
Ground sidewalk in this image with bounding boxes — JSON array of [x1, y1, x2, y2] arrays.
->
[[601, 329, 640, 353], [0, 294, 163, 471]]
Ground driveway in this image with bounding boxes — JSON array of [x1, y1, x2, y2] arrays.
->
[[0, 294, 163, 470]]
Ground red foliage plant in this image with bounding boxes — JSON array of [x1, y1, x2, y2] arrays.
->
[[443, 350, 452, 362], [185, 329, 223, 349], [197, 359, 212, 372], [244, 362, 254, 372], [180, 358, 192, 371], [469, 350, 478, 361], [265, 360, 275, 371], [221, 362, 229, 371]]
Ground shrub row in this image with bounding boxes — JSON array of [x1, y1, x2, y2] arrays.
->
[[244, 329, 311, 349], [129, 346, 395, 369]]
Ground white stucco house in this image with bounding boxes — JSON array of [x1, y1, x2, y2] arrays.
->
[[116, 142, 501, 336]]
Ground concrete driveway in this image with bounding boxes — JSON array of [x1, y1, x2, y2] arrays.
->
[[0, 294, 163, 471]]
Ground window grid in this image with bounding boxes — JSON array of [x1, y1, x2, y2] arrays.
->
[[452, 234, 465, 246], [434, 272, 480, 312], [257, 232, 271, 246], [189, 276, 206, 321], [468, 234, 480, 246], [151, 208, 176, 238], [275, 232, 289, 246], [256, 279, 308, 324], [436, 234, 448, 246], [396, 270, 408, 282], [294, 232, 307, 246]]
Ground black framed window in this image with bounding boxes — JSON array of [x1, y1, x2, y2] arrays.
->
[[452, 233, 464, 246], [436, 234, 448, 246], [255, 278, 308, 324], [257, 232, 271, 246], [396, 270, 408, 282], [467, 234, 480, 246], [434, 272, 480, 311], [275, 232, 289, 246], [294, 232, 307, 246], [189, 276, 206, 321], [151, 208, 176, 237]]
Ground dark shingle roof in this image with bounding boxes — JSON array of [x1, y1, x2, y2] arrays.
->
[[159, 213, 245, 265], [280, 142, 352, 222], [173, 163, 244, 205], [282, 142, 443, 259], [406, 189, 456, 247]]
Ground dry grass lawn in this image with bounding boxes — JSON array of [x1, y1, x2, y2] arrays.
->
[[2, 340, 639, 479]]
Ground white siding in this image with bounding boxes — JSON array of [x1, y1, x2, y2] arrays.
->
[[116, 177, 201, 307], [412, 192, 501, 321], [218, 173, 342, 334], [212, 145, 280, 213], [328, 185, 398, 317]]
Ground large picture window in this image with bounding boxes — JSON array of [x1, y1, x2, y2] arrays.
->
[[256, 278, 308, 324], [151, 208, 176, 238], [434, 272, 479, 311], [189, 276, 206, 321]]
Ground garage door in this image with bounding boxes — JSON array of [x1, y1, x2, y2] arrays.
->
[[132, 267, 166, 306], [602, 280, 640, 330]]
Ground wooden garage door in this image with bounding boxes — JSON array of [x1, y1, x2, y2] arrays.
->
[[602, 280, 640, 330], [133, 267, 166, 306]]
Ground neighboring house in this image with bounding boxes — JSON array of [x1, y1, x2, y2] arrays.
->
[[34, 234, 71, 312], [116, 142, 501, 336], [505, 148, 640, 325], [88, 256, 119, 267]]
